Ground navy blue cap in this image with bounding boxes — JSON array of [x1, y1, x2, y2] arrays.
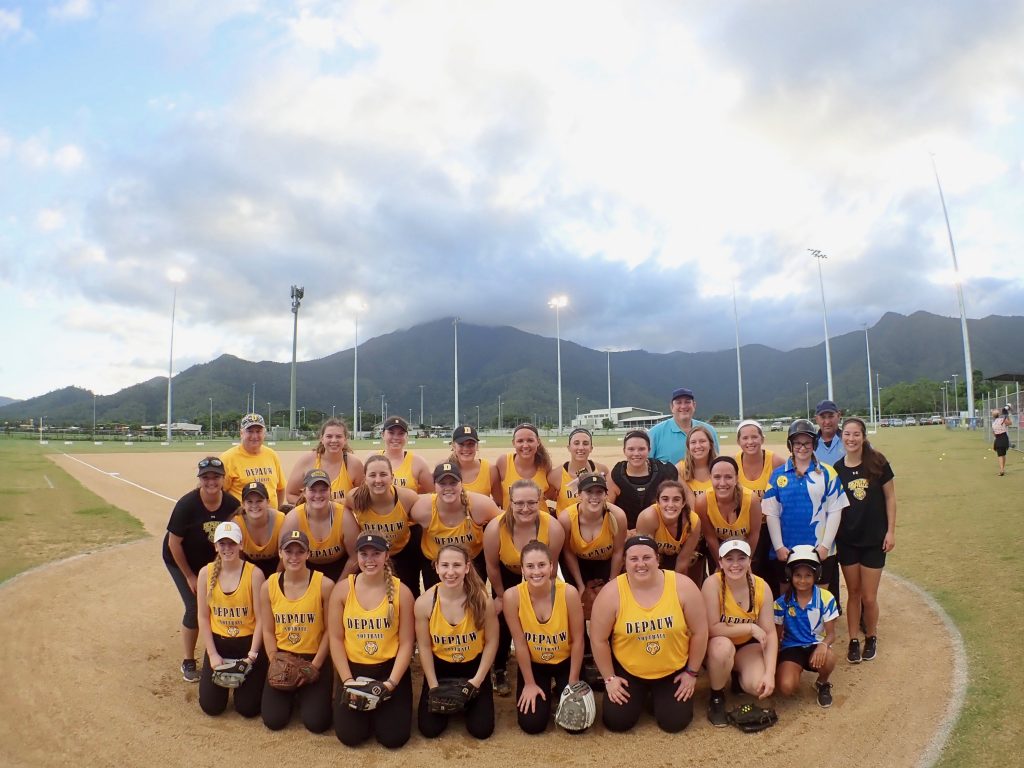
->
[[815, 399, 840, 415], [671, 387, 695, 401]]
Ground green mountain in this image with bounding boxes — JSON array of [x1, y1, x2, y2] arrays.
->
[[3, 311, 1022, 429]]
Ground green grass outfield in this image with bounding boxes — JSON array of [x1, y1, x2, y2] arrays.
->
[[2, 428, 1021, 766]]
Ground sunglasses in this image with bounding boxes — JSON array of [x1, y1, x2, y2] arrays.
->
[[198, 458, 224, 469]]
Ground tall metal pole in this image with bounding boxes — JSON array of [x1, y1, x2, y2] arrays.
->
[[209, 397, 213, 436], [732, 282, 744, 419], [166, 281, 179, 443], [453, 318, 460, 428], [419, 385, 425, 428], [808, 249, 834, 400], [549, 296, 568, 434], [943, 380, 950, 417], [952, 373, 960, 415], [805, 382, 810, 421], [93, 393, 97, 438], [865, 326, 875, 429], [476, 405, 480, 431], [932, 155, 975, 421], [353, 311, 359, 434], [876, 374, 881, 421], [606, 350, 612, 427], [289, 285, 303, 435]]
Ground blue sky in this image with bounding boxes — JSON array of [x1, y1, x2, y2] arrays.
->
[[1, 0, 1022, 400]]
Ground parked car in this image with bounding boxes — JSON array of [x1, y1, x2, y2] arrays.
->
[[929, 415, 943, 425], [770, 421, 783, 432], [905, 416, 918, 426]]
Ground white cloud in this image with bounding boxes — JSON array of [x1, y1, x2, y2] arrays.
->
[[52, 143, 85, 170], [15, 137, 85, 170], [0, 8, 21, 39], [48, 0, 94, 22], [35, 208, 66, 231], [0, 130, 11, 157]]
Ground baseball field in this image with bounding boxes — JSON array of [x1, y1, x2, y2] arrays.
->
[[0, 428, 1018, 767]]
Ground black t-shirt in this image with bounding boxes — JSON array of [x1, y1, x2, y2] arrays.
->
[[611, 459, 679, 529], [834, 458, 894, 547], [161, 489, 241, 572]]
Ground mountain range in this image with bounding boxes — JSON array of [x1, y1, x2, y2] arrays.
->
[[3, 310, 1022, 429]]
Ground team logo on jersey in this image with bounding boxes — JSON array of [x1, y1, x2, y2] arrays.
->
[[788, 606, 797, 617], [776, 476, 789, 488], [451, 652, 465, 663], [645, 641, 661, 656], [227, 626, 240, 637], [287, 632, 301, 645], [364, 640, 379, 656], [204, 521, 220, 541], [847, 478, 869, 501], [540, 651, 554, 662]]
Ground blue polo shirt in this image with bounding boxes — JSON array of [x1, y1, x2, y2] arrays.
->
[[814, 433, 845, 466], [648, 418, 720, 464], [761, 459, 848, 559]]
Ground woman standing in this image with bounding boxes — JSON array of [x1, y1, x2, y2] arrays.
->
[[833, 417, 896, 663], [414, 543, 500, 740], [734, 420, 784, 583], [380, 416, 434, 493], [589, 535, 708, 733], [259, 530, 334, 733], [634, 480, 701, 573], [162, 456, 241, 682], [503, 542, 585, 733], [286, 419, 364, 505], [483, 479, 566, 696], [695, 456, 763, 568], [607, 430, 680, 530], [992, 406, 1014, 476], [233, 481, 286, 578], [677, 425, 717, 497], [196, 521, 267, 717], [329, 533, 416, 748], [343, 455, 421, 595], [494, 423, 553, 508], [549, 428, 610, 514], [283, 469, 347, 581], [449, 425, 496, 496]]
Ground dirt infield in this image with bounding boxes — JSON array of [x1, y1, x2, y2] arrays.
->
[[0, 446, 956, 768]]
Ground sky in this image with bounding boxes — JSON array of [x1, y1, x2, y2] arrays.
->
[[1, 0, 1022, 400]]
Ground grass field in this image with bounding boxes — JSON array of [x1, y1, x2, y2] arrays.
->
[[2, 427, 1020, 766]]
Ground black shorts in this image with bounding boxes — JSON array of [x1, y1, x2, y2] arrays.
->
[[778, 645, 818, 671], [994, 433, 1010, 457], [836, 542, 886, 569]]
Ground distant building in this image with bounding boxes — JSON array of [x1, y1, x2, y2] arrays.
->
[[571, 407, 669, 430], [156, 422, 203, 434]]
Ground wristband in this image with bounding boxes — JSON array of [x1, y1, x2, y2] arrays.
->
[[604, 676, 618, 685], [385, 679, 396, 690], [683, 667, 698, 678], [246, 650, 259, 660]]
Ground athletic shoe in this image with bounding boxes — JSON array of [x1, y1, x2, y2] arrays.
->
[[492, 668, 511, 697], [862, 635, 878, 661], [181, 658, 199, 683], [815, 680, 833, 708], [847, 638, 862, 664], [707, 692, 729, 727]]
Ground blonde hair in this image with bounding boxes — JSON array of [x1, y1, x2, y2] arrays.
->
[[505, 479, 542, 536], [683, 425, 718, 481], [350, 455, 393, 512], [435, 543, 488, 629], [206, 554, 223, 603], [718, 537, 755, 619]]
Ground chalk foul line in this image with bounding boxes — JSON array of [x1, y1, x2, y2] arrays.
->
[[60, 453, 177, 502]]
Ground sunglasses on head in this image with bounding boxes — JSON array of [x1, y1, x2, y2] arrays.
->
[[198, 458, 224, 469]]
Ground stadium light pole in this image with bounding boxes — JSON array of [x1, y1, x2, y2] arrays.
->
[[606, 350, 612, 428], [733, 282, 744, 420], [808, 249, 834, 400], [347, 296, 366, 435], [475, 405, 480, 432], [419, 385, 425, 428], [805, 382, 810, 421], [266, 402, 271, 427], [952, 373, 960, 415], [165, 267, 186, 443], [932, 155, 975, 422], [92, 392, 97, 438], [453, 318, 460, 428], [864, 325, 875, 430], [497, 395, 503, 431], [876, 374, 881, 422], [549, 295, 568, 434], [209, 397, 213, 436], [332, 404, 336, 419], [289, 285, 304, 437], [943, 380, 950, 417]]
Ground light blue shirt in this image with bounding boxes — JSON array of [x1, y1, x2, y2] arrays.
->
[[814, 433, 845, 466], [648, 418, 720, 465]]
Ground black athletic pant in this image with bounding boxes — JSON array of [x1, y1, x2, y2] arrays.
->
[[417, 656, 495, 739], [602, 659, 693, 734], [199, 634, 267, 717], [494, 562, 522, 671], [570, 558, 611, 656], [261, 652, 333, 733], [333, 659, 413, 749], [515, 658, 571, 734], [390, 538, 422, 597]]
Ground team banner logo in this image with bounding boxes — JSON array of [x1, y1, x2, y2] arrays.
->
[[645, 641, 661, 656], [364, 641, 379, 656], [776, 476, 789, 488]]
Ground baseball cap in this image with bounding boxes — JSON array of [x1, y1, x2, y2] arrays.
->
[[815, 399, 839, 415], [671, 387, 695, 401], [214, 521, 243, 544], [281, 529, 310, 552], [577, 473, 607, 492], [356, 533, 389, 552], [453, 424, 479, 443], [241, 413, 266, 430], [242, 481, 269, 500], [433, 462, 462, 482], [303, 468, 331, 488], [382, 416, 409, 432], [196, 456, 225, 476], [719, 539, 752, 558], [624, 534, 659, 554]]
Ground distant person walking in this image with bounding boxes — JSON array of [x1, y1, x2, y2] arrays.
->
[[813, 400, 844, 467], [648, 387, 720, 465], [992, 406, 1014, 476]]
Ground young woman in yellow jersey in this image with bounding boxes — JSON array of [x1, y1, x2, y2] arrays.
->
[[677, 425, 717, 497], [380, 416, 434, 493], [285, 419, 364, 506], [342, 455, 421, 595], [589, 535, 708, 733], [557, 473, 627, 602], [196, 521, 267, 717], [328, 533, 416, 748], [259, 530, 334, 733], [701, 538, 777, 727], [410, 462, 501, 591], [282, 469, 347, 581], [734, 420, 784, 584], [503, 541, 585, 733], [493, 423, 553, 508], [483, 479, 567, 696], [449, 425, 496, 496], [695, 457, 763, 570], [233, 481, 286, 578], [414, 543, 500, 740], [548, 428, 610, 514], [634, 480, 701, 574]]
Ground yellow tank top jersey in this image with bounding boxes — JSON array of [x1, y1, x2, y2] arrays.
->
[[556, 462, 596, 512], [719, 574, 767, 646], [516, 580, 572, 664], [268, 570, 326, 655], [294, 502, 346, 565], [567, 504, 615, 561], [208, 561, 257, 638], [735, 450, 775, 497], [677, 462, 713, 498], [352, 494, 412, 555], [385, 451, 419, 492], [612, 571, 689, 679], [420, 496, 484, 561], [705, 488, 754, 539], [460, 459, 492, 496], [501, 454, 550, 508], [428, 589, 485, 663], [220, 444, 285, 503], [653, 507, 700, 558], [343, 574, 401, 664], [314, 454, 354, 502], [497, 512, 552, 573], [234, 510, 286, 564]]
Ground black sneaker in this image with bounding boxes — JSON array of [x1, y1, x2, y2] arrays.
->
[[847, 638, 862, 664], [181, 658, 199, 683], [707, 692, 728, 727], [492, 668, 511, 697], [862, 636, 878, 661], [815, 680, 833, 708]]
